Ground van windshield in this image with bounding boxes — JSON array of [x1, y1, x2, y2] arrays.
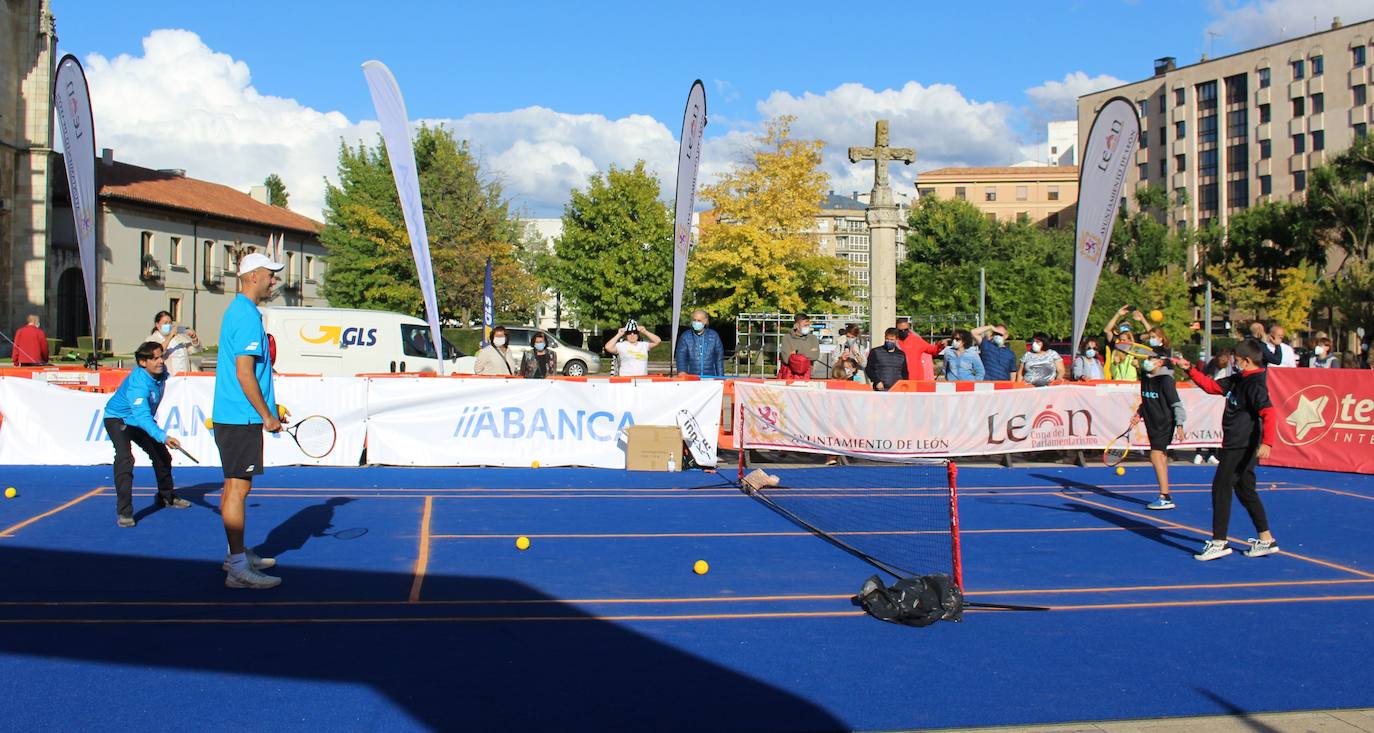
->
[[401, 325, 462, 360]]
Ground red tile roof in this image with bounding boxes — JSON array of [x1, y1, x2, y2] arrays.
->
[[96, 160, 323, 234]]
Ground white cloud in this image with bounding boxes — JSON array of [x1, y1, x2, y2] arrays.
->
[[1205, 0, 1372, 49], [1024, 71, 1127, 124]]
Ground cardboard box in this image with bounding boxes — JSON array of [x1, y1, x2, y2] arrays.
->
[[625, 425, 682, 471]]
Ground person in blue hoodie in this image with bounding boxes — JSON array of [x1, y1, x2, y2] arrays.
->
[[104, 341, 189, 527]]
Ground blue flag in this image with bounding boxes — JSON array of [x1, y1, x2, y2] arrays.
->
[[482, 256, 494, 347]]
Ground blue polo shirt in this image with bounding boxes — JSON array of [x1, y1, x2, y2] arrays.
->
[[979, 341, 1016, 381], [104, 368, 168, 442], [213, 294, 275, 424]]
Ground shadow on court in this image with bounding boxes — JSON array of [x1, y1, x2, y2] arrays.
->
[[982, 496, 1198, 554], [1029, 472, 1151, 506], [256, 497, 355, 558], [1197, 688, 1284, 733], [0, 545, 843, 732]]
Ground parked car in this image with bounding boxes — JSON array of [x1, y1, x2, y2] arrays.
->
[[501, 327, 602, 376]]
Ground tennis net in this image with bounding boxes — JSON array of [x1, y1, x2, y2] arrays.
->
[[735, 405, 963, 588]]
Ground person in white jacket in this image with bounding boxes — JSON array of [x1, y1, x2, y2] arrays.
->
[[151, 310, 201, 375], [474, 326, 518, 375]]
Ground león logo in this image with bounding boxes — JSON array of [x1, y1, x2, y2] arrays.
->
[[1277, 383, 1374, 447]]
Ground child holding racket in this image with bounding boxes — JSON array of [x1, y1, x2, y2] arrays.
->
[[1177, 339, 1279, 561], [1132, 347, 1186, 510], [103, 341, 191, 527]]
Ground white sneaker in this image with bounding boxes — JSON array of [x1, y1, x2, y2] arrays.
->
[[1207, 455, 1220, 465], [1193, 453, 1204, 465], [1194, 540, 1233, 561], [225, 564, 281, 589], [1243, 538, 1280, 558], [221, 549, 276, 572]]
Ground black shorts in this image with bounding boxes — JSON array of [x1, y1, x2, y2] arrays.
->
[[213, 423, 265, 480], [1146, 424, 1176, 451]]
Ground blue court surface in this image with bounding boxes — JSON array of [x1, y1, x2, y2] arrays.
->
[[0, 462, 1371, 731]]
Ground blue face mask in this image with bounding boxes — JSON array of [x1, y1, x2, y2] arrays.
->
[[799, 326, 812, 336], [534, 342, 546, 352], [159, 323, 172, 335], [691, 321, 705, 332], [1084, 348, 1096, 358]]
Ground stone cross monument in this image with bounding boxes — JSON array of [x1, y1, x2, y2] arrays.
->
[[848, 120, 914, 340]]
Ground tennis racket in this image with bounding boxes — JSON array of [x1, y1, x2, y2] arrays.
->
[[325, 527, 367, 540], [1114, 341, 1159, 360], [1103, 405, 1142, 467], [172, 444, 200, 464], [283, 415, 337, 459]]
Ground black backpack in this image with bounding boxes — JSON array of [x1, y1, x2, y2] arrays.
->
[[851, 573, 964, 627]]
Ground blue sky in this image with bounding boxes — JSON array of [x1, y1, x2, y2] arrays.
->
[[51, 0, 1372, 218]]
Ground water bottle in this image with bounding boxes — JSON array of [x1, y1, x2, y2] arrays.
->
[[667, 457, 676, 472]]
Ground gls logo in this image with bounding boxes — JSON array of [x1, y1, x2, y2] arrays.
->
[[300, 325, 379, 347], [453, 406, 634, 442]]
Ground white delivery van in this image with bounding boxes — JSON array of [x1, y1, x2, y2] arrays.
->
[[261, 306, 476, 376]]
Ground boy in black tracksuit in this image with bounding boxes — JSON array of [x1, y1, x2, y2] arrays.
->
[[1132, 348, 1186, 511], [1180, 339, 1279, 561]]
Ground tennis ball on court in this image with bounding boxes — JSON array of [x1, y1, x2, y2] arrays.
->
[[515, 536, 531, 551], [1149, 309, 1164, 322], [531, 460, 540, 468], [693, 560, 709, 575], [4, 487, 15, 499], [1115, 466, 1126, 476]]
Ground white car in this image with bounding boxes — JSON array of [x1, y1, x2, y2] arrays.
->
[[261, 306, 476, 376], [500, 327, 602, 376]]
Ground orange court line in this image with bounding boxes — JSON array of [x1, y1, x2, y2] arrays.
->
[[1313, 487, 1374, 502], [407, 496, 433, 603], [0, 610, 867, 625], [1058, 492, 1374, 580], [429, 526, 1152, 540], [113, 489, 1310, 502], [969, 577, 1374, 596], [1043, 594, 1374, 611], [0, 487, 104, 537]]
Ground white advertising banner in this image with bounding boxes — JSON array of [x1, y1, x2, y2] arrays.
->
[[361, 60, 445, 373], [53, 55, 100, 338], [0, 376, 367, 467], [735, 382, 1223, 457], [670, 81, 707, 371], [365, 379, 724, 468], [1071, 97, 1140, 359]]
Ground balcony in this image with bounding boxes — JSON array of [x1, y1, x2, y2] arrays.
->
[[1288, 80, 1305, 99], [1353, 107, 1370, 125], [1255, 158, 1272, 177], [1289, 154, 1306, 172], [1136, 147, 1149, 164], [1254, 87, 1271, 106], [1289, 117, 1306, 135], [201, 267, 228, 289], [1256, 122, 1271, 139], [1351, 67, 1370, 87], [1307, 76, 1324, 94], [1173, 139, 1187, 155], [1173, 172, 1188, 189], [1308, 114, 1324, 132], [139, 255, 163, 283]]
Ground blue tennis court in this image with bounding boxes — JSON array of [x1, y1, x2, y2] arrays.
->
[[0, 463, 1371, 731]]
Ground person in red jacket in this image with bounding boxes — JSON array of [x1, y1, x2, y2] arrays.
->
[[11, 314, 49, 366], [894, 318, 945, 381], [1177, 338, 1279, 562]]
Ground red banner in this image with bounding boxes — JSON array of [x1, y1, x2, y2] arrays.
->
[[1266, 368, 1374, 474]]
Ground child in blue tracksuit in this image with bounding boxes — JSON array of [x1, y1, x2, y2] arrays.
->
[[103, 341, 189, 526]]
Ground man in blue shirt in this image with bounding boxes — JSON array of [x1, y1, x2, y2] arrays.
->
[[675, 309, 725, 377], [972, 324, 1015, 381], [214, 252, 286, 589], [104, 341, 190, 527]]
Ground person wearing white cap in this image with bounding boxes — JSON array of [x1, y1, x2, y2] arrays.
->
[[212, 251, 287, 589]]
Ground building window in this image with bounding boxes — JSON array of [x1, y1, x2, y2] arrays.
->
[[1050, 146, 1058, 155], [984, 187, 997, 202], [1199, 183, 1219, 212], [1175, 154, 1186, 172], [1311, 93, 1324, 115], [1291, 59, 1305, 80], [1226, 108, 1248, 139], [918, 187, 935, 199], [1137, 99, 1148, 118], [1199, 148, 1218, 178], [1047, 212, 1059, 228], [169, 297, 182, 322], [1355, 84, 1368, 106], [1138, 162, 1149, 180], [286, 251, 297, 284], [1016, 212, 1030, 224], [203, 241, 215, 278], [1157, 94, 1165, 114], [1197, 80, 1217, 112], [1259, 104, 1271, 123], [1260, 139, 1272, 159], [1141, 129, 1148, 147], [1047, 186, 1060, 201], [224, 244, 235, 273], [140, 231, 154, 262], [1292, 96, 1305, 116], [305, 256, 315, 282], [170, 236, 182, 266], [954, 186, 966, 200], [1227, 178, 1249, 208], [985, 212, 996, 223], [1356, 122, 1369, 139], [1355, 46, 1367, 67], [1258, 67, 1271, 88], [1159, 158, 1167, 177], [1199, 115, 1218, 144], [1294, 170, 1307, 192], [1175, 120, 1186, 139], [1312, 130, 1325, 151], [1260, 175, 1272, 195], [1015, 186, 1028, 201], [1175, 87, 1185, 106], [1292, 133, 1306, 153], [1228, 143, 1248, 172], [1225, 74, 1247, 105], [1311, 54, 1323, 76]]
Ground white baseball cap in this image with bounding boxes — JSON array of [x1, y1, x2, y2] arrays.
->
[[237, 252, 285, 276]]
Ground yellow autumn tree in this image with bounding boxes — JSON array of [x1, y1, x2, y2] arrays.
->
[[1270, 262, 1321, 333], [686, 116, 849, 318]]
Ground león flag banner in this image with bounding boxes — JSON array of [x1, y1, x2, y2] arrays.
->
[[53, 55, 99, 343], [670, 81, 707, 372]]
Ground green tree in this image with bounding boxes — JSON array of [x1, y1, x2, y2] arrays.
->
[[1109, 185, 1186, 282], [688, 116, 849, 317], [1210, 255, 1270, 326], [263, 174, 290, 208], [1142, 270, 1193, 346], [545, 161, 673, 327], [1317, 259, 1374, 332], [319, 126, 537, 323], [1270, 262, 1321, 333], [1224, 201, 1323, 289], [1303, 134, 1374, 269], [904, 195, 995, 265]]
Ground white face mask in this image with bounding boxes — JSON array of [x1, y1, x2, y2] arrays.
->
[[799, 325, 812, 335], [493, 337, 507, 347], [992, 335, 1005, 346], [1148, 337, 1162, 347], [1031, 342, 1043, 353], [1084, 348, 1096, 358], [1315, 346, 1327, 356], [1142, 359, 1159, 373]]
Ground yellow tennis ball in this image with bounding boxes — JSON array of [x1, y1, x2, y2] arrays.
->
[[4, 487, 15, 499], [203, 417, 214, 429], [531, 460, 540, 468], [693, 560, 709, 575], [1115, 466, 1126, 476], [1149, 309, 1163, 322], [515, 536, 531, 551], [277, 404, 287, 417]]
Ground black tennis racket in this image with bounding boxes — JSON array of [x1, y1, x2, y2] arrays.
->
[[283, 415, 337, 459], [172, 443, 200, 464]]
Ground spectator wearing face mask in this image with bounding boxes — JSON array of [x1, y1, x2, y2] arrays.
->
[[475, 326, 518, 375], [675, 309, 725, 377], [837, 324, 868, 368], [151, 311, 202, 376], [831, 355, 865, 384], [1016, 332, 1065, 387], [894, 318, 945, 381], [1108, 330, 1140, 381], [1072, 337, 1105, 381], [1305, 337, 1338, 368], [604, 321, 661, 377], [972, 324, 1015, 381], [941, 329, 984, 381], [779, 314, 820, 379], [1265, 325, 1298, 367], [864, 328, 909, 391], [520, 332, 558, 378]]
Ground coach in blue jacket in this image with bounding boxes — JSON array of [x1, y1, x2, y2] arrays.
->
[[104, 341, 190, 527], [675, 309, 725, 376]]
